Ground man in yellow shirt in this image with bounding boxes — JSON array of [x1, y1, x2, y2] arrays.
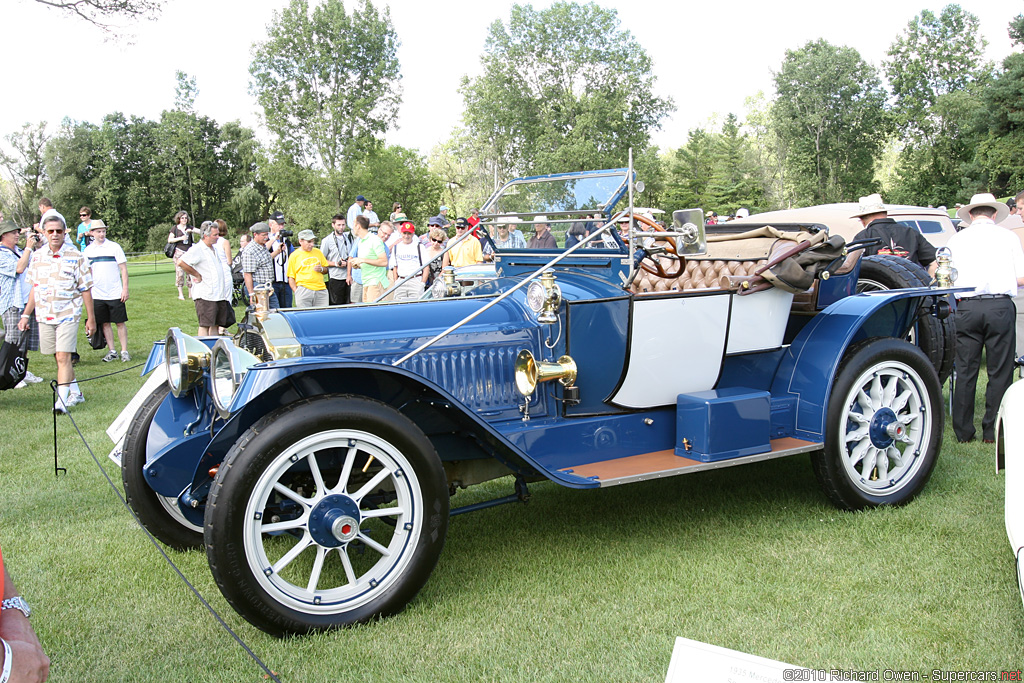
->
[[286, 229, 331, 308], [443, 218, 483, 269]]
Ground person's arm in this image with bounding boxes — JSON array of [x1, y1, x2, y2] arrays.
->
[[178, 261, 201, 282], [243, 272, 256, 303], [82, 289, 96, 336], [288, 276, 297, 293], [1, 566, 50, 683], [118, 262, 130, 303], [16, 237, 38, 273], [16, 291, 35, 332], [364, 243, 388, 268], [221, 240, 232, 264]]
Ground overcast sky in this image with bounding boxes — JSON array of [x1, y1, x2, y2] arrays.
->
[[2, 0, 1020, 157]]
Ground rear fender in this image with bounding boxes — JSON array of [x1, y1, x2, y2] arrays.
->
[[771, 287, 952, 441], [188, 360, 598, 500]]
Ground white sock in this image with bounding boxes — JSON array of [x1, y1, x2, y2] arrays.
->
[[58, 385, 71, 403], [70, 381, 81, 397]]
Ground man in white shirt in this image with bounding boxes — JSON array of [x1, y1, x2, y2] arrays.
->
[[347, 195, 366, 229], [177, 222, 234, 336], [82, 219, 131, 361], [363, 200, 380, 228], [388, 221, 428, 301], [946, 193, 1024, 443]]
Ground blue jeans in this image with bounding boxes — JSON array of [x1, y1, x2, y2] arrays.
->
[[273, 281, 291, 308]]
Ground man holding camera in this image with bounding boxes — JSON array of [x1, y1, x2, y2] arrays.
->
[[267, 211, 292, 308], [0, 222, 44, 387]]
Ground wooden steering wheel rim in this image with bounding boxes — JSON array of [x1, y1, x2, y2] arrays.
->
[[632, 213, 684, 278]]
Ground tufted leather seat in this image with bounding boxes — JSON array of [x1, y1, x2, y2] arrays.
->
[[630, 257, 769, 294]]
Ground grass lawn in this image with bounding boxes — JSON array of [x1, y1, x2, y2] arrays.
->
[[1, 271, 1022, 682]]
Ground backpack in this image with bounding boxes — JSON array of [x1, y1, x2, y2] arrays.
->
[[0, 333, 29, 391]]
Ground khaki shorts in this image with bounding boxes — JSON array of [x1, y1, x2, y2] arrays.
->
[[362, 283, 385, 303], [39, 320, 79, 355]]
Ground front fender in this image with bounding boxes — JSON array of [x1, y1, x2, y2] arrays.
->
[[187, 358, 599, 500], [771, 287, 955, 441]]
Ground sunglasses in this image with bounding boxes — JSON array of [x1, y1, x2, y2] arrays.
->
[[45, 229, 65, 234], [431, 238, 444, 244], [79, 213, 89, 217]]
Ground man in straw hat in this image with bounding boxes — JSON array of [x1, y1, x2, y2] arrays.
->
[[851, 193, 937, 274], [946, 192, 1024, 443]]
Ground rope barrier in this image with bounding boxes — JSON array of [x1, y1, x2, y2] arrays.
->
[[48, 364, 283, 683]]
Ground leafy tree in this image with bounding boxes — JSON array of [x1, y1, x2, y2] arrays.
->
[[971, 11, 1024, 196], [771, 39, 889, 204], [460, 2, 673, 179], [662, 128, 717, 213], [0, 122, 50, 227], [250, 0, 401, 211], [706, 114, 765, 214], [44, 118, 102, 222], [884, 5, 991, 204]]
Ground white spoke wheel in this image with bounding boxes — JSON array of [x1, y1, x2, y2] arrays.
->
[[204, 395, 448, 636], [813, 338, 942, 510], [121, 383, 204, 550]]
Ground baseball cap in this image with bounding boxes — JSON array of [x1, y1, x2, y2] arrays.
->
[[356, 195, 366, 202], [269, 211, 285, 223], [297, 229, 316, 241], [400, 223, 416, 233], [454, 217, 470, 229], [439, 205, 449, 212]]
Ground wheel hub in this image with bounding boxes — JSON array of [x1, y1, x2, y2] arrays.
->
[[868, 407, 902, 448], [308, 494, 361, 548]]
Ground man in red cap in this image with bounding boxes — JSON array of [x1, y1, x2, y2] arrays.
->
[[388, 221, 429, 301]]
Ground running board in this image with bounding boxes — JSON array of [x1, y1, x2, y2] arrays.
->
[[558, 437, 823, 487]]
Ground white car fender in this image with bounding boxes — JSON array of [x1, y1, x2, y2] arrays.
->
[[996, 379, 1024, 606], [106, 365, 169, 466]]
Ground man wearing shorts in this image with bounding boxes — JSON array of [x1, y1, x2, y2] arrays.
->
[[19, 215, 95, 413], [82, 219, 130, 362], [177, 222, 234, 336]]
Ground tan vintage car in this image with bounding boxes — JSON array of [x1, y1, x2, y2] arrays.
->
[[731, 203, 956, 249]]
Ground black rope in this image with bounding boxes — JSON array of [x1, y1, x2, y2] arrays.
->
[[49, 369, 282, 682]]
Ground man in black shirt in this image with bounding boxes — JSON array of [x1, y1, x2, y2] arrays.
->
[[852, 193, 937, 276]]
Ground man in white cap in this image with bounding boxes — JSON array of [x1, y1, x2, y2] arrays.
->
[[946, 192, 1024, 443], [852, 193, 937, 275]]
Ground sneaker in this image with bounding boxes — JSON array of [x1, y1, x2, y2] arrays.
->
[[23, 371, 44, 384], [54, 398, 68, 414], [71, 352, 80, 366], [121, 351, 131, 362], [68, 392, 85, 407], [102, 350, 118, 362], [14, 380, 27, 389]]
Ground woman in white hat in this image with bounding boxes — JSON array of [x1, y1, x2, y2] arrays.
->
[[945, 192, 1024, 443]]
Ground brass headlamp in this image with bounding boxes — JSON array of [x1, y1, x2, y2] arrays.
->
[[526, 269, 562, 324]]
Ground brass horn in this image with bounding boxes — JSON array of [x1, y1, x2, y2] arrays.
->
[[514, 349, 577, 397]]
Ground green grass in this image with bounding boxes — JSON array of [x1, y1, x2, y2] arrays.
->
[[1, 274, 1022, 681]]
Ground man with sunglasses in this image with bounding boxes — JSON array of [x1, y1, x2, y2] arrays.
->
[[19, 216, 95, 413], [442, 217, 483, 269]]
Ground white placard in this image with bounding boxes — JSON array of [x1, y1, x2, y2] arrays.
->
[[665, 637, 807, 683]]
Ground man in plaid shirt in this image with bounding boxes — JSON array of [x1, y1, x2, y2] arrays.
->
[[241, 222, 279, 309]]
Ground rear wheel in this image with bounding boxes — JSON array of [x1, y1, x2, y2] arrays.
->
[[121, 384, 204, 550], [856, 255, 953, 383], [204, 395, 449, 636], [812, 338, 942, 510]]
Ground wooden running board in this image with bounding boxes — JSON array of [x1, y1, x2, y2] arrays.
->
[[558, 437, 823, 487]]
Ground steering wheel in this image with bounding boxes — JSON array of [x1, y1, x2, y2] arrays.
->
[[631, 213, 685, 279]]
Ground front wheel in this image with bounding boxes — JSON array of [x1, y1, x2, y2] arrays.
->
[[812, 338, 942, 510], [204, 395, 449, 636]]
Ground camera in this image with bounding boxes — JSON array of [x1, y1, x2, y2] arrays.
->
[[279, 230, 294, 238]]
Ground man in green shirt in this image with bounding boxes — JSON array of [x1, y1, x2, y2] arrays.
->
[[349, 215, 389, 303]]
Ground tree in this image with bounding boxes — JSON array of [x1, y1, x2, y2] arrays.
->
[[970, 11, 1024, 196], [0, 122, 50, 227], [250, 0, 401, 212], [460, 2, 673, 179], [883, 5, 991, 204], [44, 118, 102, 220], [32, 0, 162, 33], [706, 114, 765, 214], [771, 39, 889, 205], [662, 128, 717, 213]]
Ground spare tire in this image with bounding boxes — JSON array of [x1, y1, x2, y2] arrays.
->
[[856, 255, 954, 383]]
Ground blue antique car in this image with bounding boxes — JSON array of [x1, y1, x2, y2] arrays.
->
[[110, 166, 957, 636]]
